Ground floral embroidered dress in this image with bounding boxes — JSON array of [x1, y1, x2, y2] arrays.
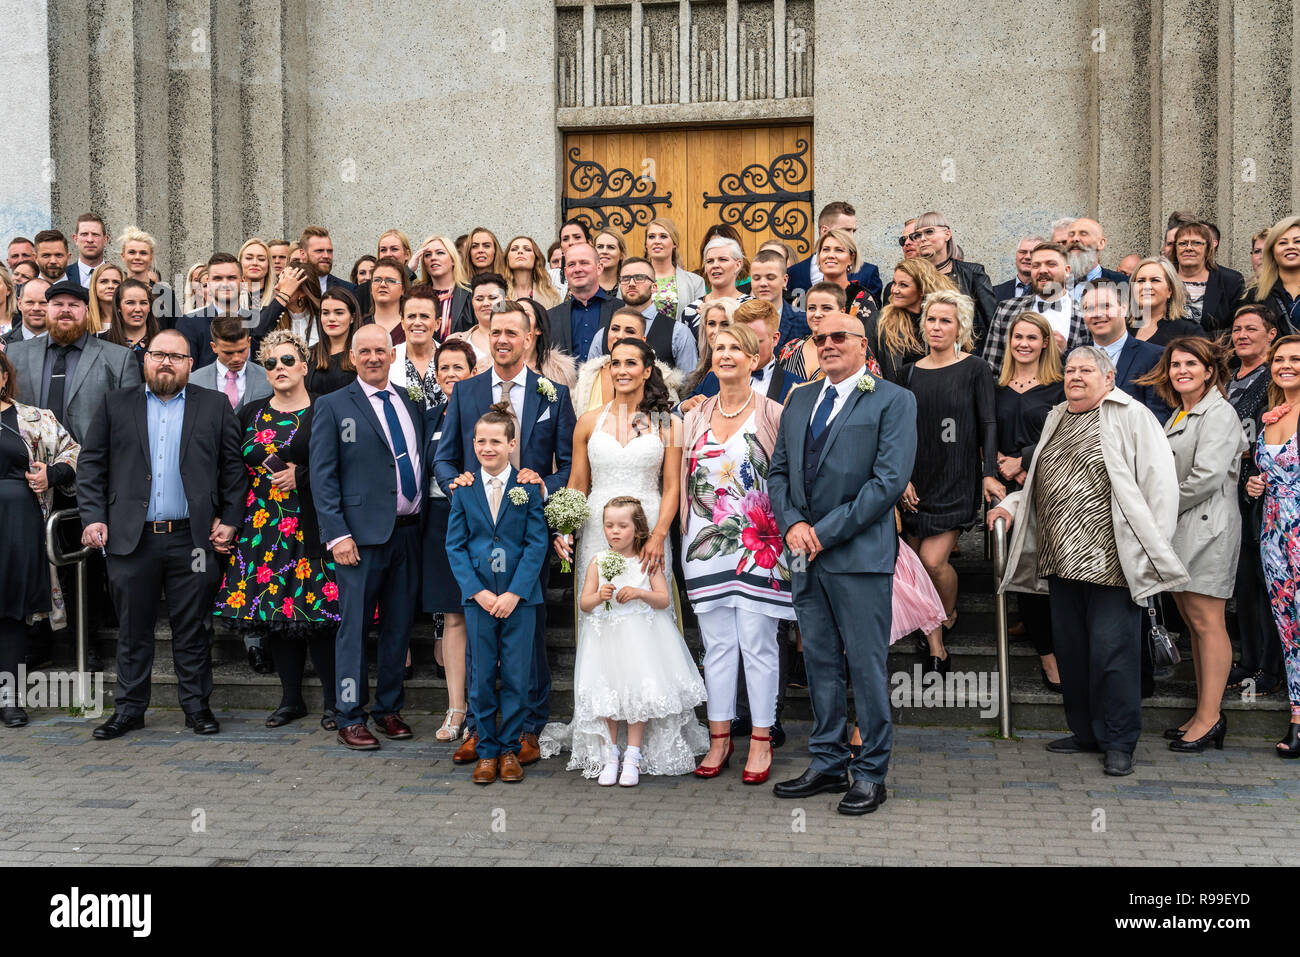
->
[[213, 407, 340, 630], [1255, 432, 1300, 712], [683, 410, 795, 620]]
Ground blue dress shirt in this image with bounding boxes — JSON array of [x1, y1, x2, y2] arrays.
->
[[569, 289, 608, 359], [145, 386, 188, 521]]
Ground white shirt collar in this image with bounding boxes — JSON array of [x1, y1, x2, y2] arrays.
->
[[216, 359, 246, 382], [480, 464, 513, 488], [821, 364, 868, 400], [491, 365, 529, 390]]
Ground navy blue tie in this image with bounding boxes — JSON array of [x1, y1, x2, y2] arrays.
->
[[376, 390, 418, 501], [809, 386, 837, 441]]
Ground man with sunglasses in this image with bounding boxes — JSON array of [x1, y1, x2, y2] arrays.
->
[[77, 329, 247, 740], [769, 312, 917, 815]]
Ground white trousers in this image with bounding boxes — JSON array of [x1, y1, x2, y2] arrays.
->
[[696, 605, 779, 727]]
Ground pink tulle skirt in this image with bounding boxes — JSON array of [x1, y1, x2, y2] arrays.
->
[[891, 538, 947, 644]]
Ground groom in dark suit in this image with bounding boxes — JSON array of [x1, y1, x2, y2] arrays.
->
[[434, 302, 575, 765], [768, 313, 917, 814]]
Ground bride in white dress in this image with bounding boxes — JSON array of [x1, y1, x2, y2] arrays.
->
[[540, 339, 708, 780]]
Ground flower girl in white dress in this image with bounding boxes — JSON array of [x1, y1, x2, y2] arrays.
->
[[544, 496, 707, 786]]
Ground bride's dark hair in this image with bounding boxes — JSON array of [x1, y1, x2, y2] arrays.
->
[[610, 338, 672, 417]]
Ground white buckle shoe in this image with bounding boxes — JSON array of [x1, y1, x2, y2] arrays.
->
[[618, 750, 640, 787], [598, 745, 621, 786]]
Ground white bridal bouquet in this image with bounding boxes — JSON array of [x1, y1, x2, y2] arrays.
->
[[543, 487, 591, 572], [597, 552, 628, 611]]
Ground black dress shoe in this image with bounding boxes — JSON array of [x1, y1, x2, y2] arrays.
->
[[184, 710, 220, 734], [1, 706, 29, 728], [1040, 667, 1062, 694], [770, 720, 786, 749], [1045, 735, 1101, 754], [92, 712, 144, 740], [838, 780, 887, 815], [1163, 725, 1186, 740], [265, 704, 308, 728], [247, 646, 274, 674], [1103, 749, 1134, 776], [730, 716, 752, 738], [773, 767, 851, 799], [1169, 713, 1226, 753]]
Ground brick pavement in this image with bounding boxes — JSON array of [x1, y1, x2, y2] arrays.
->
[[0, 711, 1296, 866]]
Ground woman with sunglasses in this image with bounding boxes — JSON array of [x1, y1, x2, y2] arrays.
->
[[213, 330, 339, 731], [909, 211, 997, 343]]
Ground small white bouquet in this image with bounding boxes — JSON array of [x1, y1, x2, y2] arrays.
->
[[544, 487, 591, 572], [597, 552, 628, 611]]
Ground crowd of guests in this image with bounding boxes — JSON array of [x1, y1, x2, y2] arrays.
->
[[1, 201, 1298, 816]]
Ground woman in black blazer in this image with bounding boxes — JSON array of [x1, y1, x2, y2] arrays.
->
[[421, 338, 478, 743], [1174, 222, 1244, 334], [212, 330, 337, 730]]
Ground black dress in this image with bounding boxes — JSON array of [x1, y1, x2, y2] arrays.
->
[[901, 356, 998, 538], [0, 407, 60, 619], [863, 310, 925, 385], [995, 381, 1066, 489], [421, 401, 460, 613], [1138, 317, 1208, 348], [307, 352, 357, 395]]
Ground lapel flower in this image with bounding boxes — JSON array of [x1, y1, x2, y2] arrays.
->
[[536, 377, 557, 403], [508, 486, 530, 506], [856, 374, 876, 393], [406, 382, 425, 403]]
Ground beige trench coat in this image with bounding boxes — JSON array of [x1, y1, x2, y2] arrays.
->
[[996, 387, 1189, 603]]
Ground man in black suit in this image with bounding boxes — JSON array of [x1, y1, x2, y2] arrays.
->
[[3, 277, 48, 345], [1081, 282, 1170, 421], [176, 253, 244, 369], [67, 213, 109, 288], [300, 225, 358, 296], [547, 243, 621, 357], [992, 235, 1044, 302], [77, 329, 247, 739]]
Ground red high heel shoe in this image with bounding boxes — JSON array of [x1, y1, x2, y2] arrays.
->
[[742, 734, 773, 785], [694, 731, 733, 778]]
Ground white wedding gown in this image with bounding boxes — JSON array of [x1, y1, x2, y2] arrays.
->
[[539, 404, 708, 776]]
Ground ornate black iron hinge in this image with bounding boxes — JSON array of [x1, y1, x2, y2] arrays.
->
[[562, 147, 673, 233], [702, 138, 813, 253]]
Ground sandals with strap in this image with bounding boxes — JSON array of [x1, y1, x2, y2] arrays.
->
[[436, 708, 466, 742]]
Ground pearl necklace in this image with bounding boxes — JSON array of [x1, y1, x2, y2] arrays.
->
[[717, 390, 753, 418]]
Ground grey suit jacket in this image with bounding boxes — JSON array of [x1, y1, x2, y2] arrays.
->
[[769, 375, 917, 575], [7, 333, 143, 443], [189, 359, 273, 412]]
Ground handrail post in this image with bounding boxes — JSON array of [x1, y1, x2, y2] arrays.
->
[[991, 517, 1013, 739], [44, 509, 94, 711]]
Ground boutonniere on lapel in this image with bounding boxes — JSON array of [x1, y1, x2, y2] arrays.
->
[[536, 378, 557, 403], [508, 487, 530, 506], [856, 374, 876, 393], [406, 381, 425, 403]]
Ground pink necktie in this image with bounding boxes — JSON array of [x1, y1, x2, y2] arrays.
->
[[224, 369, 239, 408]]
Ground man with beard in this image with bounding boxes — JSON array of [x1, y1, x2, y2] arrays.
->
[[77, 329, 246, 739], [588, 257, 696, 371], [981, 242, 1090, 370], [1065, 217, 1128, 298], [33, 230, 71, 284]]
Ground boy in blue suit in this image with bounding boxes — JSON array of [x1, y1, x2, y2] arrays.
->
[[445, 406, 548, 785]]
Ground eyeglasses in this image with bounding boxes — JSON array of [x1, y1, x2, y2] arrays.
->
[[907, 226, 947, 242], [371, 276, 402, 286], [263, 354, 298, 370], [619, 274, 654, 285], [1175, 240, 1207, 249], [811, 331, 866, 347], [897, 235, 910, 247], [145, 350, 191, 364]]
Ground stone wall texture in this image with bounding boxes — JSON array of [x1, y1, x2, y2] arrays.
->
[[31, 0, 1300, 281]]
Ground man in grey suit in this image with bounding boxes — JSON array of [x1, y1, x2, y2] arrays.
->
[[188, 315, 272, 412], [768, 313, 917, 815], [7, 280, 142, 443]]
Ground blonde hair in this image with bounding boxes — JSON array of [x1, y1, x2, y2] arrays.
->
[[257, 328, 310, 365], [376, 228, 412, 262], [86, 262, 124, 333], [237, 237, 275, 306], [594, 230, 628, 283], [183, 261, 207, 314], [921, 289, 975, 353], [414, 235, 470, 288], [996, 311, 1063, 387], [715, 321, 760, 356], [644, 217, 684, 267], [685, 297, 741, 393], [814, 227, 859, 273], [1129, 256, 1188, 323], [1250, 216, 1300, 304], [116, 225, 156, 257], [0, 266, 12, 321], [876, 258, 957, 360]]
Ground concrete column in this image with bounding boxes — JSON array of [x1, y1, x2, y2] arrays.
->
[[167, 0, 216, 274], [241, 0, 287, 243], [281, 0, 309, 238], [211, 0, 244, 252], [47, 0, 93, 227], [0, 0, 53, 239], [1157, 0, 1220, 230], [133, 0, 172, 275], [88, 0, 138, 240]]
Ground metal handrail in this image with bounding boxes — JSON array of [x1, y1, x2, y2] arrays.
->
[[990, 516, 1013, 739], [44, 508, 95, 709]]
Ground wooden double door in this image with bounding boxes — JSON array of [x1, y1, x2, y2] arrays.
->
[[562, 124, 813, 270]]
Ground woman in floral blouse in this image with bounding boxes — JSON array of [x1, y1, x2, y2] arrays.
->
[[213, 330, 339, 730], [680, 323, 793, 784]]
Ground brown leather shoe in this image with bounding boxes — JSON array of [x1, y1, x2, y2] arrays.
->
[[518, 731, 541, 765], [374, 714, 413, 739], [471, 757, 498, 784], [499, 752, 524, 782], [337, 724, 381, 750], [453, 733, 479, 764]]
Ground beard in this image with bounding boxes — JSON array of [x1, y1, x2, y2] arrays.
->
[[144, 366, 185, 398], [1067, 249, 1096, 281], [48, 319, 87, 346]]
